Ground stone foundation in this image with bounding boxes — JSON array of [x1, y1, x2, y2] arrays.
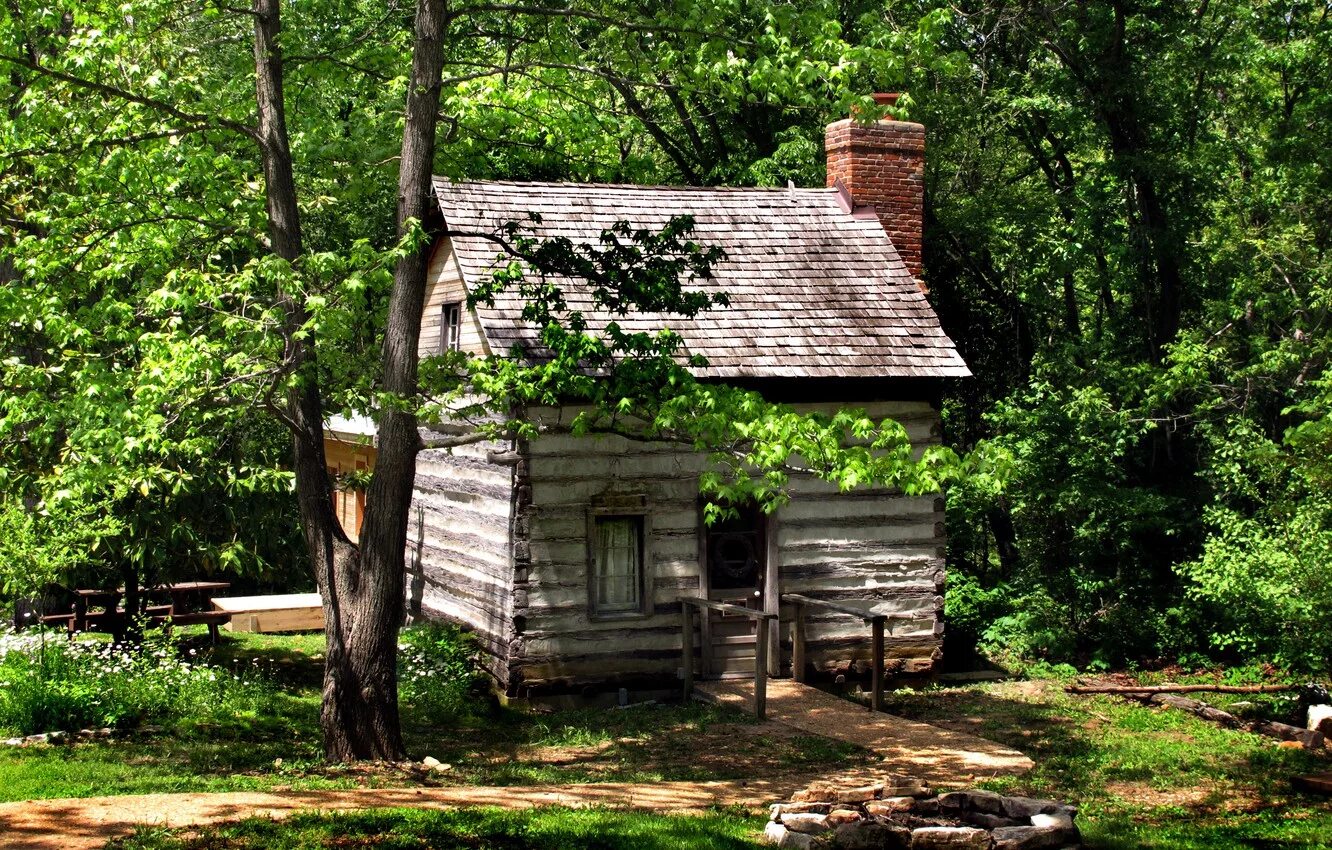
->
[[763, 776, 1080, 849]]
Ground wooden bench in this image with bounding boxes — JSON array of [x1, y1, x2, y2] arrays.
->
[[38, 612, 76, 632], [210, 593, 324, 633], [148, 611, 233, 644]]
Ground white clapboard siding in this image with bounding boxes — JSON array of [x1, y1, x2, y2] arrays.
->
[[419, 238, 490, 358]]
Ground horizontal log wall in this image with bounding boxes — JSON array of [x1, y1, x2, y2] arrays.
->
[[780, 399, 945, 675], [511, 398, 947, 691], [407, 436, 516, 688], [513, 420, 708, 692], [419, 239, 489, 358]]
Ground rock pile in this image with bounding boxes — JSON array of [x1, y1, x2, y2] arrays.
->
[[2, 727, 115, 747], [763, 776, 1080, 849]]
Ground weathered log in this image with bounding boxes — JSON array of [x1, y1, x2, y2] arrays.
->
[[1067, 683, 1298, 695], [1251, 719, 1326, 749], [1149, 693, 1242, 727], [1141, 693, 1326, 749]]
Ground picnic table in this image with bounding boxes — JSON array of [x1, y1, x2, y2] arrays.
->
[[41, 581, 234, 643]]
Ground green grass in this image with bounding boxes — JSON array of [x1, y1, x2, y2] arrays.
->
[[879, 680, 1332, 849], [0, 628, 873, 801], [106, 806, 764, 850]]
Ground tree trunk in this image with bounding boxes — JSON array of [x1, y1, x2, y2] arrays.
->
[[321, 0, 450, 762], [250, 0, 406, 760]]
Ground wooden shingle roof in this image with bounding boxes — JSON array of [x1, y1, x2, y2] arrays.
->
[[433, 179, 969, 379]]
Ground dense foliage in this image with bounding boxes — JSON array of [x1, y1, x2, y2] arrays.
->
[[0, 628, 275, 735], [1, 0, 1328, 681], [923, 1, 1332, 672]]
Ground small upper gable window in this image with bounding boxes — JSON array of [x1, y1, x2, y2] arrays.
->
[[441, 302, 462, 353]]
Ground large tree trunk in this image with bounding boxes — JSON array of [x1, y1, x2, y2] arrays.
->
[[249, 0, 450, 761], [250, 0, 405, 760], [322, 0, 450, 761]]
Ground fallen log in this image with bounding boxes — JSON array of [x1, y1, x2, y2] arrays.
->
[[1067, 683, 1298, 695], [1138, 693, 1325, 749], [1150, 693, 1242, 727]]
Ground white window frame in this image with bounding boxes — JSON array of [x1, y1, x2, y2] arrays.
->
[[587, 509, 652, 619], [441, 301, 462, 353]]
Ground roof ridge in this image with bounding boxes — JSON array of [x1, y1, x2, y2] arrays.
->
[[433, 176, 838, 195]]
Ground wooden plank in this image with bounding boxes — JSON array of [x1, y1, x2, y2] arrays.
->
[[754, 617, 769, 720], [681, 604, 694, 702], [871, 617, 885, 713], [211, 593, 323, 613], [679, 596, 776, 620], [782, 593, 887, 623], [792, 601, 807, 683], [224, 606, 323, 633]]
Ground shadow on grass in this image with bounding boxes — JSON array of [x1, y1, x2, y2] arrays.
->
[[401, 700, 876, 786], [107, 806, 763, 850], [879, 681, 1332, 849]]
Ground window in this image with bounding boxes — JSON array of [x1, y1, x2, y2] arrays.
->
[[591, 515, 645, 616], [441, 302, 462, 353]]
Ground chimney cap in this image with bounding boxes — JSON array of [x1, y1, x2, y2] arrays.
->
[[872, 92, 901, 106]]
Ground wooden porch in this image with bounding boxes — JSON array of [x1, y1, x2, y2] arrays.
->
[[679, 594, 897, 720]]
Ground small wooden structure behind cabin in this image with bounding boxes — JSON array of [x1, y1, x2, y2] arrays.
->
[[325, 415, 376, 543], [338, 103, 970, 698]]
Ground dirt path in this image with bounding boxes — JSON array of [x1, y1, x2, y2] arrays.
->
[[0, 685, 1032, 849], [0, 775, 829, 850], [695, 679, 1035, 782]]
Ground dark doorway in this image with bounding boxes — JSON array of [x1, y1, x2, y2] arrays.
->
[[703, 503, 767, 677]]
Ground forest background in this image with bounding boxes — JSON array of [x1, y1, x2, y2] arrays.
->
[[2, 0, 1329, 675]]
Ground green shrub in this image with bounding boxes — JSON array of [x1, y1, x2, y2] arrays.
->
[[0, 628, 274, 735], [396, 622, 488, 724]]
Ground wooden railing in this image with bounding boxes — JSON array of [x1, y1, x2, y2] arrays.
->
[[679, 596, 777, 719], [782, 593, 892, 712]]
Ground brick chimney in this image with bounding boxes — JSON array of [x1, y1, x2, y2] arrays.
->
[[825, 93, 926, 281]]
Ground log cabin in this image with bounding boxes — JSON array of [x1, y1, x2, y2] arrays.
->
[[334, 100, 969, 699]]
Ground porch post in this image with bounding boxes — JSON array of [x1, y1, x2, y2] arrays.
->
[[754, 615, 769, 720], [871, 616, 885, 713], [681, 602, 695, 702]]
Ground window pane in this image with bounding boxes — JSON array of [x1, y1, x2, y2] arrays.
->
[[594, 516, 641, 613], [442, 303, 462, 352]]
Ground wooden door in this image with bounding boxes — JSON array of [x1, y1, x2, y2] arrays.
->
[[703, 504, 766, 677]]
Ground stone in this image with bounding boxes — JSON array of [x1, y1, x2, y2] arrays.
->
[[421, 756, 442, 769], [773, 802, 831, 819], [792, 782, 841, 803], [992, 825, 1070, 849], [883, 776, 932, 797], [865, 796, 917, 816], [960, 811, 1019, 829], [24, 734, 47, 745], [834, 821, 912, 850], [909, 826, 991, 849], [3, 738, 22, 747], [1307, 704, 1332, 737], [78, 729, 97, 738], [999, 796, 1067, 820], [1029, 813, 1074, 831], [764, 822, 814, 850], [911, 798, 942, 816], [827, 809, 864, 826], [781, 813, 830, 835], [938, 790, 1004, 814], [837, 784, 885, 803], [96, 728, 114, 738]]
